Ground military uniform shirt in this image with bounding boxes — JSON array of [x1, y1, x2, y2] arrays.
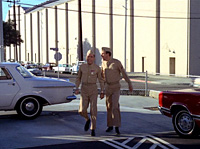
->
[[101, 58, 132, 88], [75, 63, 104, 91]]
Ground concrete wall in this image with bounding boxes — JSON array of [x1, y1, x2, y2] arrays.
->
[[160, 0, 188, 76], [189, 0, 200, 75], [134, 0, 157, 74], [5, 0, 200, 76]]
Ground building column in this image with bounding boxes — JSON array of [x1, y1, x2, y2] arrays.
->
[[130, 0, 134, 72], [55, 6, 58, 48], [24, 13, 27, 61], [109, 0, 113, 54], [65, 3, 69, 64], [37, 11, 40, 63], [0, 0, 3, 62], [187, 0, 190, 75], [45, 9, 49, 63], [30, 13, 33, 61], [92, 0, 96, 63], [156, 0, 160, 73]]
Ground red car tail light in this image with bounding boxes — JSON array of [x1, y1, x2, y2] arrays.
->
[[159, 92, 163, 107]]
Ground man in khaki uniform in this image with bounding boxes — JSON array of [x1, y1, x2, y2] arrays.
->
[[101, 47, 133, 135], [75, 50, 104, 136]]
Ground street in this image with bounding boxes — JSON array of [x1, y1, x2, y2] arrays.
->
[[1, 95, 200, 148]]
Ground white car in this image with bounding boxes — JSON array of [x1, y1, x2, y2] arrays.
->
[[52, 64, 72, 73], [0, 62, 76, 119], [70, 61, 85, 75]]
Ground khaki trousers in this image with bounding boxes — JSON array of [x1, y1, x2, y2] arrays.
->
[[105, 86, 121, 127], [79, 84, 98, 130]]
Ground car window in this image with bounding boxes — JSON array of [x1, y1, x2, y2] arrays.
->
[[51, 64, 56, 67], [0, 67, 12, 80], [16, 65, 33, 78], [78, 62, 85, 66]]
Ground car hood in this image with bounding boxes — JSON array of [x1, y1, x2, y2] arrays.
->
[[25, 76, 75, 88]]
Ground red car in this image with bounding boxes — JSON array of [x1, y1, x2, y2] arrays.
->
[[158, 89, 200, 138], [42, 63, 57, 71]]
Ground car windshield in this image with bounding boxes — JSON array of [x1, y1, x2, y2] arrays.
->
[[16, 65, 33, 78], [78, 61, 85, 66]]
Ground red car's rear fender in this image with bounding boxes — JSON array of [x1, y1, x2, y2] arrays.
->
[[170, 103, 190, 115]]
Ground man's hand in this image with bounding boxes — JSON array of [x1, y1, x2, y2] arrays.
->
[[75, 89, 79, 95], [129, 85, 133, 92], [100, 93, 104, 99]]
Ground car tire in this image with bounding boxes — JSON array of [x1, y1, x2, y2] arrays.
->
[[172, 110, 200, 138], [16, 97, 43, 119]]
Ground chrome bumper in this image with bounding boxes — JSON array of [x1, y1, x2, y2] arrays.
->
[[66, 95, 77, 101]]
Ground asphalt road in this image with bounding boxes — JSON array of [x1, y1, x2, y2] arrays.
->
[[1, 95, 200, 148]]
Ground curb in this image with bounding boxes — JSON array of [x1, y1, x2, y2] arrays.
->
[[148, 90, 161, 99]]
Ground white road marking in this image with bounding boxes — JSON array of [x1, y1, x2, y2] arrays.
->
[[148, 135, 179, 149], [100, 135, 179, 149], [147, 137, 169, 149], [100, 140, 124, 149], [122, 137, 134, 145], [132, 137, 147, 148]]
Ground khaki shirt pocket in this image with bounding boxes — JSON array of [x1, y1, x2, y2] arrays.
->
[[88, 69, 98, 83]]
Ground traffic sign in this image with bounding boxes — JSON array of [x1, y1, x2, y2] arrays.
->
[[50, 48, 58, 51], [54, 52, 62, 61]]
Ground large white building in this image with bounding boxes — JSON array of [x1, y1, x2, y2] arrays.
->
[[5, 0, 200, 75]]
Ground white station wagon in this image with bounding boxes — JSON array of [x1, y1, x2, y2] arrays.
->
[[0, 62, 76, 119]]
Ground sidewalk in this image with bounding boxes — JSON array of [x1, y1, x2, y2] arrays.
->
[[127, 72, 193, 86], [121, 73, 194, 99]]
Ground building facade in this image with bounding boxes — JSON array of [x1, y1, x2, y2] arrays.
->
[[5, 0, 200, 75]]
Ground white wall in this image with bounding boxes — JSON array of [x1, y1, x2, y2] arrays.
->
[[57, 3, 67, 64], [134, 0, 157, 74], [95, 0, 109, 55], [68, 0, 79, 65], [160, 0, 188, 75]]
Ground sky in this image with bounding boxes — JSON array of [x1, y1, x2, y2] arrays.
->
[[2, 0, 47, 21]]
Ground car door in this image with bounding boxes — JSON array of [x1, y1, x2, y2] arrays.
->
[[0, 67, 20, 107]]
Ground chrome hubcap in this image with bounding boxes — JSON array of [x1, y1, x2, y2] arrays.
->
[[25, 102, 35, 111], [178, 113, 193, 131]]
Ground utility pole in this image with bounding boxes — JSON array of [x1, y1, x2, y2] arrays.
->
[[78, 0, 83, 61], [13, 0, 18, 61], [0, 0, 4, 62]]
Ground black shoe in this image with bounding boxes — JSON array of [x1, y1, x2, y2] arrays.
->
[[91, 130, 95, 136], [84, 119, 90, 131], [115, 127, 120, 135], [106, 126, 113, 132]]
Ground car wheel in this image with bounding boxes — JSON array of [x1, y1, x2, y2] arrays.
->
[[16, 97, 43, 119], [172, 110, 199, 138]]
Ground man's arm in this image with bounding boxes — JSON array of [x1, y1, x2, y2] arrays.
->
[[118, 61, 133, 91], [98, 67, 105, 99], [75, 66, 82, 94]]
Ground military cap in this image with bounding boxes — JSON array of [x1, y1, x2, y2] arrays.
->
[[102, 47, 112, 53], [86, 49, 95, 57]]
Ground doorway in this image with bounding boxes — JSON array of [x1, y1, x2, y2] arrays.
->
[[170, 57, 175, 75]]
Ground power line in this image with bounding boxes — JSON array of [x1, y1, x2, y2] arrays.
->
[[3, 0, 200, 20]]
